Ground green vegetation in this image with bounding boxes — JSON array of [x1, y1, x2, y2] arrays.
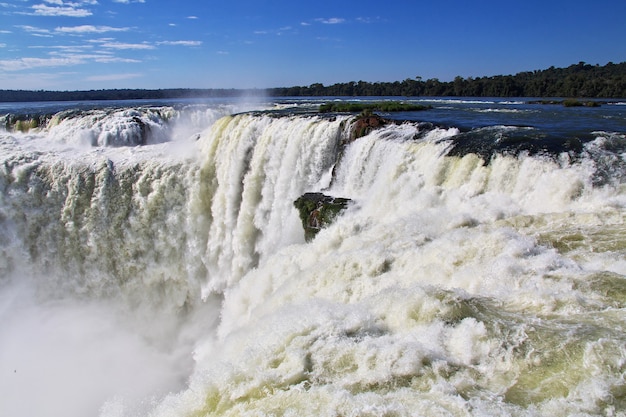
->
[[319, 101, 431, 113], [2, 114, 48, 132], [528, 99, 603, 107], [273, 61, 626, 98], [15, 118, 39, 132], [562, 99, 601, 107]]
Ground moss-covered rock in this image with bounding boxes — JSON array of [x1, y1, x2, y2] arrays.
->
[[318, 101, 432, 113], [294, 192, 351, 241], [527, 99, 603, 107], [2, 113, 56, 133]]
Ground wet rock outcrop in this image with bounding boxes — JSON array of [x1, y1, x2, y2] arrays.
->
[[349, 112, 389, 142], [294, 193, 351, 241]]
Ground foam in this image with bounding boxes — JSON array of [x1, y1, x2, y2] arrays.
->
[[1, 108, 625, 417]]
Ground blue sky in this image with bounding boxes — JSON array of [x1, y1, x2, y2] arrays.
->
[[1, 0, 625, 91]]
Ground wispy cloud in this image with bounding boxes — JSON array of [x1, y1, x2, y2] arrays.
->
[[16, 25, 52, 35], [55, 0, 99, 5], [55, 25, 131, 34], [356, 16, 381, 24], [93, 56, 141, 64], [0, 43, 145, 71], [47, 47, 142, 63], [0, 70, 72, 90], [43, 44, 94, 53], [99, 41, 155, 50], [157, 40, 202, 47], [187, 16, 198, 20], [299, 17, 347, 27], [17, 24, 131, 38], [315, 18, 345, 25], [112, 0, 146, 4], [85, 73, 142, 81], [254, 26, 296, 36], [0, 56, 84, 71], [31, 3, 93, 17]]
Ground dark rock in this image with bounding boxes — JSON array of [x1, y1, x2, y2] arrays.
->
[[294, 192, 351, 241], [350, 112, 389, 142], [131, 116, 148, 145]]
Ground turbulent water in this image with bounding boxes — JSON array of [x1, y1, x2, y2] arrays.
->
[[1, 97, 626, 417]]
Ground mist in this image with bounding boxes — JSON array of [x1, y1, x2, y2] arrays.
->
[[0, 276, 221, 417]]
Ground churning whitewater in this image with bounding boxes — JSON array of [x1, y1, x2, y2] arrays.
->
[[1, 99, 625, 417]]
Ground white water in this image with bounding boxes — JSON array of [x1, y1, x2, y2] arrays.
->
[[1, 107, 625, 416]]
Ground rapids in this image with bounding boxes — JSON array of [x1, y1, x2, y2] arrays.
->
[[1, 99, 625, 417]]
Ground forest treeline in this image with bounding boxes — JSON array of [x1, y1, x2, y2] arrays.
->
[[270, 62, 626, 98], [0, 88, 251, 103], [1, 61, 625, 103]]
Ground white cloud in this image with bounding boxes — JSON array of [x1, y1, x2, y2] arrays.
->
[[254, 25, 296, 37], [46, 45, 94, 53], [49, 48, 142, 63], [93, 56, 140, 63], [100, 41, 155, 50], [0, 45, 144, 71], [16, 25, 52, 35], [0, 43, 6, 48], [356, 17, 381, 24], [55, 25, 130, 34], [86, 73, 142, 81], [88, 37, 115, 43], [0, 56, 84, 71], [32, 4, 93, 17], [112, 0, 145, 3], [157, 40, 202, 46], [315, 18, 345, 24], [187, 16, 198, 19]]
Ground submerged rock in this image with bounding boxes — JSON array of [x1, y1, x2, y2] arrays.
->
[[294, 192, 351, 241]]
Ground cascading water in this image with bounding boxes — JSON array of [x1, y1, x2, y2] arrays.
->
[[194, 114, 346, 294], [1, 99, 625, 417]]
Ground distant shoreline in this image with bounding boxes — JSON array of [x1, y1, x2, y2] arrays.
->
[[1, 61, 625, 103]]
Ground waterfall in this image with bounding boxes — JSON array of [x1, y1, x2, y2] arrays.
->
[[2, 107, 625, 417]]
